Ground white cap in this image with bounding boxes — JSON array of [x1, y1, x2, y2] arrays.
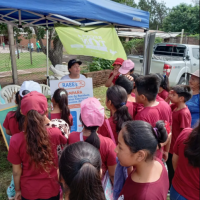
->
[[20, 81, 42, 97]]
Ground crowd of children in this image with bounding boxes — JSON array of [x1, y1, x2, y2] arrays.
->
[[3, 58, 200, 200]]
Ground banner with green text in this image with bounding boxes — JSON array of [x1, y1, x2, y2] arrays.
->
[[55, 25, 127, 60]]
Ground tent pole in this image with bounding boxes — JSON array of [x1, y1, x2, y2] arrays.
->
[[8, 24, 18, 84], [142, 29, 149, 75], [46, 19, 49, 86]]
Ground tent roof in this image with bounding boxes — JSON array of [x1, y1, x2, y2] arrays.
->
[[0, 0, 149, 29]]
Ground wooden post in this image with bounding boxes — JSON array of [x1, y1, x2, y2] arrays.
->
[[7, 24, 18, 84], [180, 29, 184, 44]]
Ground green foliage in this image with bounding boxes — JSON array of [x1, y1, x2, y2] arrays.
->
[[88, 58, 114, 72], [137, 0, 169, 30], [112, 0, 137, 7], [154, 37, 163, 44], [163, 4, 199, 34], [122, 38, 144, 54], [122, 37, 163, 55]]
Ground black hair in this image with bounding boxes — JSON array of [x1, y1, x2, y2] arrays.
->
[[59, 142, 106, 200], [122, 120, 168, 160], [184, 122, 200, 167], [80, 115, 100, 150], [53, 89, 72, 126], [129, 68, 134, 74], [156, 73, 170, 92], [115, 76, 133, 94], [12, 91, 25, 131], [135, 74, 161, 102], [171, 85, 192, 102], [130, 73, 141, 82], [107, 85, 132, 133]]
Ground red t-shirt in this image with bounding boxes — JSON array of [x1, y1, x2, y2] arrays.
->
[[109, 72, 120, 84], [173, 128, 199, 200], [50, 112, 73, 126], [135, 101, 172, 159], [169, 104, 191, 154], [156, 94, 165, 102], [158, 90, 170, 103], [118, 158, 169, 200], [68, 132, 116, 176], [3, 111, 20, 135], [98, 117, 118, 144], [7, 127, 67, 199], [135, 101, 172, 127], [126, 101, 144, 119]]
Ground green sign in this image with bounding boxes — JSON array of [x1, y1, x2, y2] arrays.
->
[[55, 25, 127, 60]]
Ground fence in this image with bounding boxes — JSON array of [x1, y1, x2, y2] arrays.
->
[[0, 31, 94, 87]]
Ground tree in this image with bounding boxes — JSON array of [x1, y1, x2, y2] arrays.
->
[[191, 0, 199, 6], [162, 4, 200, 34], [137, 0, 169, 30], [34, 26, 63, 67], [112, 0, 137, 7]]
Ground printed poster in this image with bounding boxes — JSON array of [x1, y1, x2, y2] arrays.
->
[[50, 78, 93, 132]]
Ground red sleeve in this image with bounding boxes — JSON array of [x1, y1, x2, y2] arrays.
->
[[173, 130, 187, 155], [97, 120, 109, 138], [108, 72, 113, 78], [179, 111, 191, 129], [3, 112, 11, 130], [49, 127, 68, 145], [106, 140, 117, 166], [7, 136, 21, 165]]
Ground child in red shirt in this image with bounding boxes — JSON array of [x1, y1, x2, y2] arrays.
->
[[171, 125, 200, 200], [50, 88, 73, 127], [134, 75, 172, 161], [98, 85, 132, 144], [115, 120, 169, 200], [167, 85, 192, 188], [105, 58, 124, 87], [156, 73, 170, 103], [3, 91, 24, 135], [115, 75, 141, 119], [7, 91, 67, 200], [68, 97, 117, 184]]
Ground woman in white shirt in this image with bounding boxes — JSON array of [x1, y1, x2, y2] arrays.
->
[[61, 59, 86, 80]]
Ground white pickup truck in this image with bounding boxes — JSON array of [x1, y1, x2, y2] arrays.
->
[[128, 43, 200, 86]]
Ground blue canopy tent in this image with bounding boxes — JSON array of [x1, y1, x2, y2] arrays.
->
[[0, 0, 150, 84]]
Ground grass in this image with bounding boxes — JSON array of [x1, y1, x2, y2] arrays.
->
[[0, 52, 47, 72]]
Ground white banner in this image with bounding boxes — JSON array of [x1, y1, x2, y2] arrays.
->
[[50, 78, 93, 132]]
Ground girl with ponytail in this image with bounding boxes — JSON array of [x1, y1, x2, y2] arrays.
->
[[68, 97, 117, 184], [51, 89, 73, 127], [98, 85, 132, 144], [3, 91, 25, 135], [7, 91, 67, 200], [59, 142, 106, 200], [116, 120, 169, 200]]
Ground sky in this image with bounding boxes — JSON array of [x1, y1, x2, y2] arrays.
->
[[134, 0, 193, 8]]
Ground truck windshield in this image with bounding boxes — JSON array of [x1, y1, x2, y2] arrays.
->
[[154, 45, 186, 57]]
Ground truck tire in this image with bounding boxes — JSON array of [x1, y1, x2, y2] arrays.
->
[[178, 77, 188, 85]]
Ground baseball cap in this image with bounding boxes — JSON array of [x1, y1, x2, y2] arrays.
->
[[112, 58, 124, 66], [119, 59, 135, 75], [81, 97, 104, 127], [21, 91, 48, 115], [20, 81, 42, 97], [68, 59, 82, 69], [188, 70, 199, 78]]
